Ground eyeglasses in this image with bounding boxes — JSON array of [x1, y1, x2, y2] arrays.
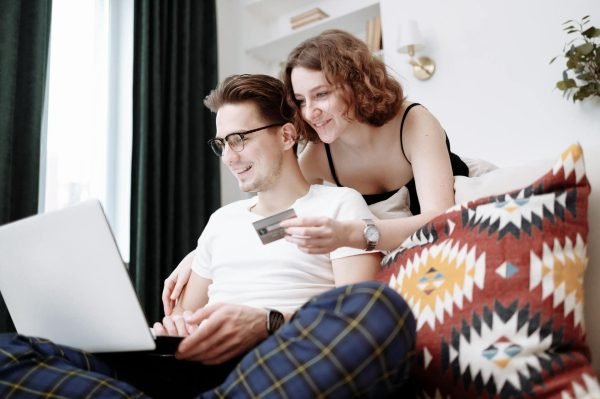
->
[[207, 123, 284, 157]]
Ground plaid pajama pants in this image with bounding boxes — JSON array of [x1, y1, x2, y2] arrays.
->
[[0, 334, 147, 398], [0, 281, 415, 398]]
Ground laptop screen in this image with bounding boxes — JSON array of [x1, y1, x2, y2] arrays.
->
[[0, 200, 156, 352]]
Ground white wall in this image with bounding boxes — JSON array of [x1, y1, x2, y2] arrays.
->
[[216, 0, 600, 370], [380, 0, 600, 166], [216, 0, 600, 204]]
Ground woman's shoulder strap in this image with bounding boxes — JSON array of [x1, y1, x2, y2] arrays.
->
[[324, 143, 343, 187], [399, 103, 422, 165]]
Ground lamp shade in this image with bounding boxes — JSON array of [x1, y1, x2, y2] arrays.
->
[[397, 20, 425, 53]]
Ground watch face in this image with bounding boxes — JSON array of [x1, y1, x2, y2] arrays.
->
[[365, 226, 379, 241]]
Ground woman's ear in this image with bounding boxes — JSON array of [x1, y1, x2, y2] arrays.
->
[[281, 123, 297, 151]]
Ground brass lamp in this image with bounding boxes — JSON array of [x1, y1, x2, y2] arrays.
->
[[397, 20, 436, 81]]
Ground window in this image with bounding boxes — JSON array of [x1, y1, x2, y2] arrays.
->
[[43, 0, 133, 260]]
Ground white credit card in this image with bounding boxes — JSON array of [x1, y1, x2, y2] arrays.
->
[[252, 208, 296, 245]]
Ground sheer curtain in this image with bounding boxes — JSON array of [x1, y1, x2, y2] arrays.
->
[[43, 0, 133, 260], [43, 0, 220, 322]]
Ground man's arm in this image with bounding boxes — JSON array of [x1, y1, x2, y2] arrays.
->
[[170, 250, 291, 364], [331, 252, 381, 287]]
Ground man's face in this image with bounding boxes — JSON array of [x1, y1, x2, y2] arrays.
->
[[215, 102, 284, 193]]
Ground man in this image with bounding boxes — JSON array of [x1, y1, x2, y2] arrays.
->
[[0, 74, 415, 398]]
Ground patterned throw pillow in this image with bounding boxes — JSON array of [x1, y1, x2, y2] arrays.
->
[[377, 144, 600, 398]]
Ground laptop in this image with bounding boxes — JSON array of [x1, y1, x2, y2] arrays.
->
[[0, 199, 181, 354]]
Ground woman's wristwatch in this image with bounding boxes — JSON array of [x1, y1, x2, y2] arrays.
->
[[362, 219, 380, 251], [266, 308, 285, 335]]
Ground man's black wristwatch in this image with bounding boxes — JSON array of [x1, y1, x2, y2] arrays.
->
[[266, 308, 285, 335]]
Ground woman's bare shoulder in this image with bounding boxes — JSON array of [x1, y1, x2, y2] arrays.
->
[[402, 102, 441, 127], [402, 103, 445, 141], [398, 103, 446, 164]]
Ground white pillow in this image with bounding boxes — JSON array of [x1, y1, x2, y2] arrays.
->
[[462, 157, 499, 177], [454, 158, 554, 204]]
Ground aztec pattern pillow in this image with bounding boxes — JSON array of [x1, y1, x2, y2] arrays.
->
[[377, 144, 600, 398]]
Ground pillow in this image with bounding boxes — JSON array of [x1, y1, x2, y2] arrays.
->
[[454, 157, 554, 205], [377, 144, 600, 398], [368, 186, 412, 220], [461, 156, 500, 178]]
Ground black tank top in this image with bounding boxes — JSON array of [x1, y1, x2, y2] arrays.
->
[[324, 103, 469, 215]]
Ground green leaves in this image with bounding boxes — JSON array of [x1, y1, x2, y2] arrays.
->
[[552, 16, 600, 103], [557, 79, 576, 90], [576, 42, 594, 55], [583, 26, 600, 39]]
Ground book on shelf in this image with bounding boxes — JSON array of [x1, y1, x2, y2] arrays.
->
[[373, 16, 382, 51], [290, 8, 329, 30], [366, 18, 374, 50], [365, 16, 382, 52]]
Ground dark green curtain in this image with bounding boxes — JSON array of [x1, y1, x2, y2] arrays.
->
[[131, 0, 220, 323], [0, 0, 52, 332]]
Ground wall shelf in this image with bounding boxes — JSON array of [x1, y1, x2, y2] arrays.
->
[[245, 2, 380, 65], [243, 0, 320, 20]]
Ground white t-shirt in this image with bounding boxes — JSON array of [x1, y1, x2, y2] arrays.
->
[[192, 184, 375, 313]]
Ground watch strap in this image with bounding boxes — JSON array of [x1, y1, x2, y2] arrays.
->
[[266, 308, 285, 335]]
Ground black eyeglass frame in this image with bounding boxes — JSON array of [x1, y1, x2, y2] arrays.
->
[[207, 122, 285, 157]]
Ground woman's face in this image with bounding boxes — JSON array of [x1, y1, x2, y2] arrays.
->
[[290, 67, 352, 144]]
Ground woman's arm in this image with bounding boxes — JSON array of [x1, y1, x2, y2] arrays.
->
[[284, 107, 457, 253], [282, 214, 438, 253], [162, 250, 195, 315], [367, 105, 457, 249], [331, 252, 381, 286], [402, 105, 456, 216], [171, 272, 210, 314], [153, 267, 211, 337]]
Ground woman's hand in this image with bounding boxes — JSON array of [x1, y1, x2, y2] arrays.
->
[[280, 217, 362, 254], [162, 253, 194, 315]]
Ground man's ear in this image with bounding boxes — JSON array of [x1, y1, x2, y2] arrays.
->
[[281, 123, 297, 151]]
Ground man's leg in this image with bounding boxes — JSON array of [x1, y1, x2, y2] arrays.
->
[[202, 281, 416, 399], [0, 333, 148, 398], [96, 351, 241, 398], [0, 333, 242, 399]]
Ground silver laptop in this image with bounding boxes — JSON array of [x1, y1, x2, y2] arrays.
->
[[0, 199, 181, 353]]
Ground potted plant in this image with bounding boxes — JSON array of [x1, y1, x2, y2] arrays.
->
[[550, 16, 600, 102]]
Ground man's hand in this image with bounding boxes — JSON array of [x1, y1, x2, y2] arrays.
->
[[152, 311, 197, 337], [162, 252, 194, 315], [175, 303, 268, 365]]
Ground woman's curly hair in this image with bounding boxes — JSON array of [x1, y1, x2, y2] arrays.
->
[[282, 29, 404, 142]]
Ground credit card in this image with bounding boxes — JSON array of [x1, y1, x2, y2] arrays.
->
[[252, 208, 296, 245]]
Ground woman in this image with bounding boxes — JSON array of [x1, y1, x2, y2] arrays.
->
[[278, 29, 468, 255], [163, 29, 468, 312]]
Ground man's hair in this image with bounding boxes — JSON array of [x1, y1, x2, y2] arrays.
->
[[281, 29, 404, 142], [204, 74, 297, 131]]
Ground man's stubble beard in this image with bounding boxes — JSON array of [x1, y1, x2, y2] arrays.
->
[[240, 153, 284, 194]]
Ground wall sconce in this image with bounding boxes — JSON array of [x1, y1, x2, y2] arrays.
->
[[397, 20, 436, 81]]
